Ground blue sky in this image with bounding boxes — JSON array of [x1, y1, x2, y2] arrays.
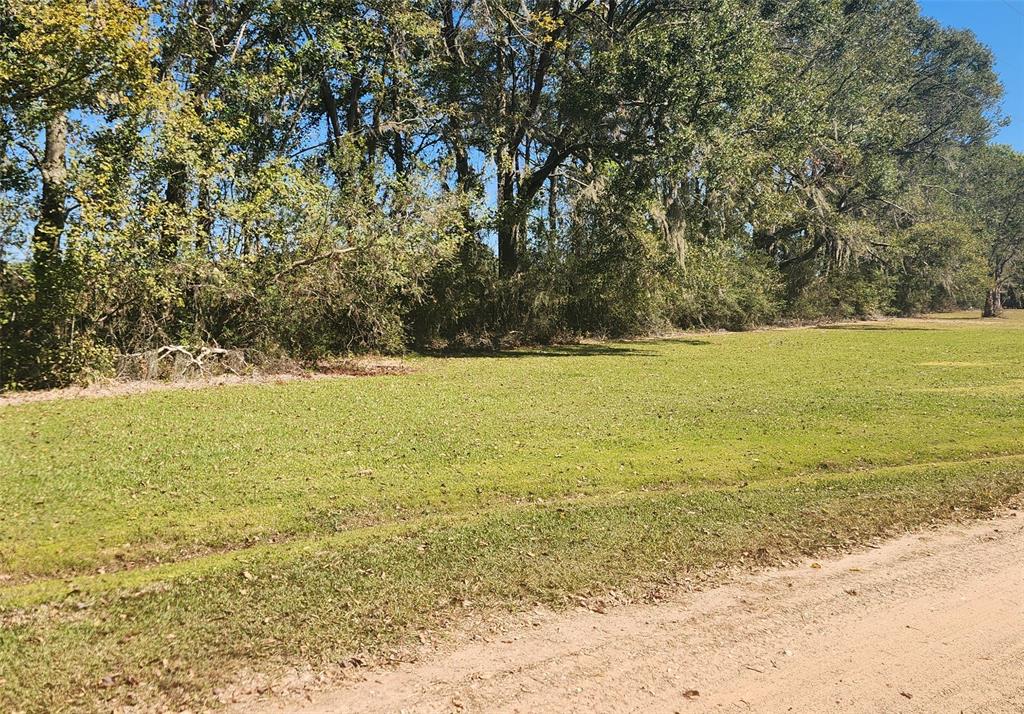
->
[[919, 0, 1024, 150]]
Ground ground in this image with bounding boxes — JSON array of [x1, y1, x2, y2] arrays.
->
[[252, 507, 1024, 713], [1, 312, 1023, 711]]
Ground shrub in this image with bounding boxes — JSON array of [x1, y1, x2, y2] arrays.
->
[[674, 243, 784, 330]]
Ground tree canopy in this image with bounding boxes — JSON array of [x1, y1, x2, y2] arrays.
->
[[0, 0, 1020, 388]]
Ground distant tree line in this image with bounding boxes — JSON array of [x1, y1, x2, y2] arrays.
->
[[2, 0, 1023, 388]]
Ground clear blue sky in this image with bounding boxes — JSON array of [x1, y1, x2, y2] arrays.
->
[[919, 0, 1024, 150]]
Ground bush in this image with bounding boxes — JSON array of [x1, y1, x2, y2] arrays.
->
[[673, 243, 784, 330], [783, 259, 895, 322], [890, 219, 988, 315]]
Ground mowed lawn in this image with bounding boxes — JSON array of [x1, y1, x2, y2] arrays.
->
[[2, 313, 1024, 711]]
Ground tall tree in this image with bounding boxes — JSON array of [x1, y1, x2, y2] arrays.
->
[[963, 145, 1024, 316], [0, 0, 152, 284]]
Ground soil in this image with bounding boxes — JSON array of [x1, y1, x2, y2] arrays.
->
[[250, 509, 1024, 713]]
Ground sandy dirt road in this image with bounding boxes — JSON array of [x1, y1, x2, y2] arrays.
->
[[255, 511, 1024, 713]]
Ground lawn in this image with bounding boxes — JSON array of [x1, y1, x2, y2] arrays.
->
[[2, 312, 1024, 711]]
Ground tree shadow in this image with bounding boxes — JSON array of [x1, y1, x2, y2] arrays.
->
[[423, 337, 711, 359], [426, 343, 660, 359], [653, 338, 714, 346], [816, 325, 939, 332]]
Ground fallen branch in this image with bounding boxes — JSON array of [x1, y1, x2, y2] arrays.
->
[[117, 345, 248, 381], [273, 247, 359, 281]]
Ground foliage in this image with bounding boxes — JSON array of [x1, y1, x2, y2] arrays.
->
[[675, 243, 784, 329], [959, 145, 1024, 315], [0, 0, 1019, 388], [891, 217, 989, 315]]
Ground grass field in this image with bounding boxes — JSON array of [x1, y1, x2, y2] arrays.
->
[[2, 312, 1024, 711]]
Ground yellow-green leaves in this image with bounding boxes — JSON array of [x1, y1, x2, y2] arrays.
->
[[0, 0, 153, 120]]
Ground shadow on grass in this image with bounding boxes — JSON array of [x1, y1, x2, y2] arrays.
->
[[426, 343, 658, 359], [816, 325, 940, 332], [654, 338, 714, 346], [423, 338, 711, 359]]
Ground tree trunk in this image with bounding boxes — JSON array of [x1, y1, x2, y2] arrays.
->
[[319, 75, 344, 155], [197, 181, 214, 252], [440, 0, 473, 193], [983, 285, 1003, 317], [346, 69, 363, 133], [32, 112, 69, 287], [661, 182, 687, 269], [495, 144, 521, 277], [494, 30, 518, 278], [161, 0, 221, 259], [452, 123, 471, 190], [393, 131, 406, 176], [496, 212, 522, 278], [547, 174, 558, 234]]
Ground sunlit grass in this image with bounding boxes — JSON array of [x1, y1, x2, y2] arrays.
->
[[1, 312, 1023, 711]]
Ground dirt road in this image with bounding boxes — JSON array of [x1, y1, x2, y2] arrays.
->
[[257, 511, 1024, 713]]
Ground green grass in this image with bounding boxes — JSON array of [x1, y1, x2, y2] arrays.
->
[[2, 312, 1024, 711]]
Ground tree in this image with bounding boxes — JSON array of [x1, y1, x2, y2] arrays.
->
[[0, 0, 1018, 389], [0, 0, 152, 284], [961, 145, 1024, 316], [751, 0, 1000, 275]]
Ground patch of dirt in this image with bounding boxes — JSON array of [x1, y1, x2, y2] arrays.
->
[[247, 507, 1024, 714], [0, 357, 412, 407]]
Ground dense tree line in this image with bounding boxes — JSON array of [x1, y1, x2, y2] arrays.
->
[[1, 0, 1023, 388]]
